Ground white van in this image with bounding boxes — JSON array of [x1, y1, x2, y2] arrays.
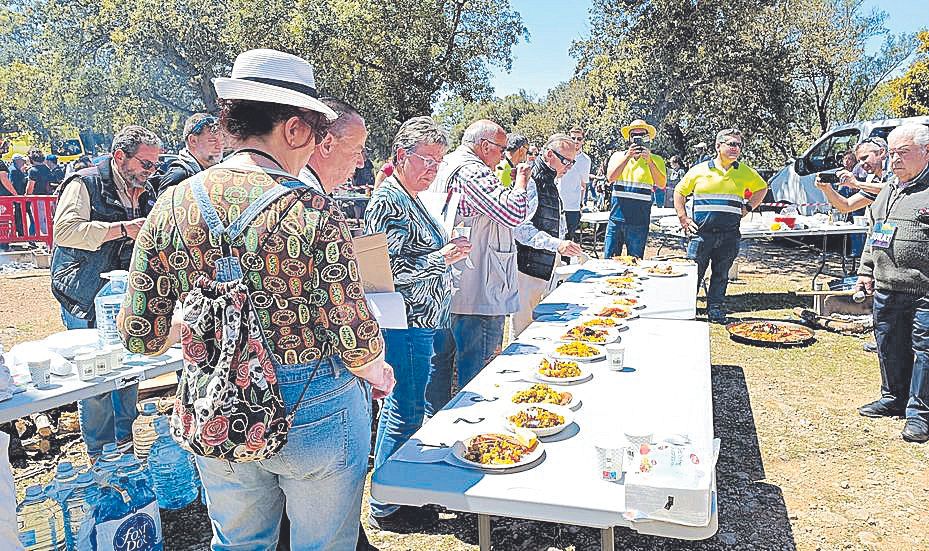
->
[[768, 116, 929, 214]]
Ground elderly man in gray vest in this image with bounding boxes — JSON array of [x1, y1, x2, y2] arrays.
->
[[512, 133, 583, 337], [855, 123, 929, 443], [426, 119, 529, 413]]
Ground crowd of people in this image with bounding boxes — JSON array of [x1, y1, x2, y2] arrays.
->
[[7, 43, 920, 550]]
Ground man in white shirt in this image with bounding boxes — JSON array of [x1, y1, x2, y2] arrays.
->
[[558, 127, 592, 245]]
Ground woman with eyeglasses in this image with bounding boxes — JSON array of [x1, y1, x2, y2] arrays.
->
[[363, 116, 471, 531]]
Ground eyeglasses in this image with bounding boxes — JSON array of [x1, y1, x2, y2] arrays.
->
[[188, 115, 219, 137], [720, 141, 743, 149], [133, 156, 158, 171], [407, 151, 441, 170], [571, 135, 584, 142], [481, 138, 507, 152], [550, 148, 576, 168]]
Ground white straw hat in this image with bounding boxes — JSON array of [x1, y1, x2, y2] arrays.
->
[[213, 49, 338, 120]]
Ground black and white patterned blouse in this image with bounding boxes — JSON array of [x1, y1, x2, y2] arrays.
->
[[364, 177, 452, 329]]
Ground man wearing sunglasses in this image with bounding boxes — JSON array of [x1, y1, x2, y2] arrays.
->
[[604, 119, 667, 259], [674, 128, 767, 324], [512, 133, 583, 336], [154, 113, 224, 195], [51, 124, 162, 458]]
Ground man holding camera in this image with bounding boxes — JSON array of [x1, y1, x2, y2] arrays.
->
[[815, 137, 892, 213], [855, 123, 929, 443], [603, 119, 667, 258], [674, 128, 767, 324]]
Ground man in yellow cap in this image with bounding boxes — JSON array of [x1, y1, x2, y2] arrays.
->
[[603, 119, 667, 257]]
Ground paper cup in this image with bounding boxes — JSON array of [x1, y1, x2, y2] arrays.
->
[[28, 359, 51, 389], [593, 436, 628, 482], [853, 215, 868, 227], [624, 431, 654, 447]]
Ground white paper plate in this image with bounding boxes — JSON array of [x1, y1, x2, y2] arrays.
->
[[504, 404, 575, 437], [509, 384, 578, 409], [593, 308, 640, 321], [546, 344, 605, 364], [559, 326, 620, 344], [646, 270, 687, 278], [451, 434, 545, 470]]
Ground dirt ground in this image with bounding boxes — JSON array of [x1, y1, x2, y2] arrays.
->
[[5, 235, 929, 551]]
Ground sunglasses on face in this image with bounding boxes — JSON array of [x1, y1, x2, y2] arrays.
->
[[720, 141, 743, 149], [188, 116, 219, 137], [550, 148, 576, 168], [133, 156, 158, 171], [571, 136, 584, 142]]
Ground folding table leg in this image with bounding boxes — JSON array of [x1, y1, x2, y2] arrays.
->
[[601, 527, 615, 551], [812, 234, 829, 290], [478, 514, 492, 551]]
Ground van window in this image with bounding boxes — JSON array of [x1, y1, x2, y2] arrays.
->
[[807, 128, 860, 173]]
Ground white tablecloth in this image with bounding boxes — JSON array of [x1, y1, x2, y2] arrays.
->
[[372, 260, 717, 540]]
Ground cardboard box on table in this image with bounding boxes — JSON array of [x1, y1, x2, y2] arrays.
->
[[352, 233, 407, 330]]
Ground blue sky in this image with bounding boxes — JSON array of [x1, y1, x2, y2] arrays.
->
[[488, 0, 928, 98]]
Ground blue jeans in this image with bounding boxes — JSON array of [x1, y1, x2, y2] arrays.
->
[[425, 328, 454, 417], [426, 315, 504, 414], [603, 199, 649, 258], [687, 230, 740, 310], [452, 313, 505, 390], [371, 328, 436, 517], [60, 306, 138, 456], [196, 358, 371, 551], [653, 188, 665, 208], [872, 291, 929, 422]]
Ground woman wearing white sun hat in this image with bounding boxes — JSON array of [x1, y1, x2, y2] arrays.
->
[[119, 49, 395, 550]]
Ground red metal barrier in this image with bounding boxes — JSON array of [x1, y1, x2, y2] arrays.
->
[[0, 196, 57, 247]]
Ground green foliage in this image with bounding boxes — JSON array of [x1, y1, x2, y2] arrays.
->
[[0, 0, 527, 155], [888, 31, 929, 117]]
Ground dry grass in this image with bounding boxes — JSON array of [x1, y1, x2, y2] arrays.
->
[[5, 237, 929, 550]]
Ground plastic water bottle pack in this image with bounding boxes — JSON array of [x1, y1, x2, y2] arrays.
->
[[147, 416, 199, 510], [17, 484, 65, 551], [94, 270, 129, 349]]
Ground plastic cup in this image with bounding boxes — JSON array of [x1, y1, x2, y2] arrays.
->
[[28, 358, 51, 389], [94, 351, 111, 377], [605, 344, 625, 371], [74, 353, 96, 382], [593, 435, 627, 482], [106, 344, 127, 370], [853, 215, 868, 226]]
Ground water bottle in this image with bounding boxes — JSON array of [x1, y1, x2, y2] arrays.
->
[[87, 466, 163, 551], [147, 416, 199, 510], [64, 471, 98, 551], [94, 270, 129, 348], [131, 403, 159, 461], [44, 462, 79, 550], [17, 484, 65, 551], [93, 444, 126, 485]]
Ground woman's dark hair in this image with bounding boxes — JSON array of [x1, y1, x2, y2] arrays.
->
[[219, 99, 332, 142]]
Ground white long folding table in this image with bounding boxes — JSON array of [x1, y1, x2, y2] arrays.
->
[[372, 261, 715, 550]]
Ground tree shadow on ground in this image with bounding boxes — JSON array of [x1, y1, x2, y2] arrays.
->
[[725, 292, 810, 314]]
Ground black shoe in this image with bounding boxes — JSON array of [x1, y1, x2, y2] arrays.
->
[[902, 418, 929, 443], [858, 399, 905, 418], [863, 341, 877, 353], [368, 506, 438, 533]]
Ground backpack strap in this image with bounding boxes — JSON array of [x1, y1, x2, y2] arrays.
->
[[189, 172, 307, 241]]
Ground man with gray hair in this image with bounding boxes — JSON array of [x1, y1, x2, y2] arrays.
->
[[154, 112, 224, 195], [512, 133, 583, 336], [51, 124, 162, 457], [496, 132, 529, 188], [855, 123, 929, 443], [426, 119, 529, 411]]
